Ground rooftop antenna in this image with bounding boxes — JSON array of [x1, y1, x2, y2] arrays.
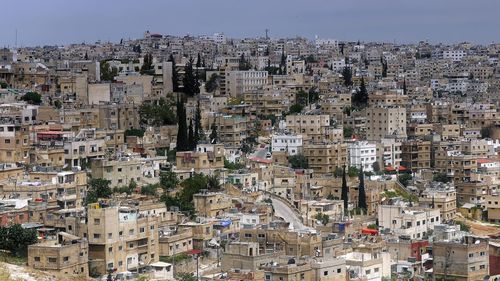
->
[[265, 28, 269, 40], [15, 29, 17, 49]]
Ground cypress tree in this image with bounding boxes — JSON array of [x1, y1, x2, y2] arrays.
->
[[183, 57, 199, 96], [280, 50, 287, 75], [176, 96, 189, 151], [209, 120, 218, 144], [194, 100, 204, 144], [342, 67, 353, 87], [358, 166, 367, 213], [196, 53, 202, 68], [188, 119, 195, 150], [168, 54, 179, 92], [341, 165, 349, 212], [403, 78, 407, 95], [353, 76, 368, 109]]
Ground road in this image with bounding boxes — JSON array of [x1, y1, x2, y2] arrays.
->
[[271, 198, 309, 231]]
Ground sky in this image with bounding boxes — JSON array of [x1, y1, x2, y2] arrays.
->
[[1, 0, 500, 47]]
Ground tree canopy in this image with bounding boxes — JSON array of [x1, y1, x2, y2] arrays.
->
[[289, 154, 309, 169], [20, 92, 42, 105], [138, 98, 176, 128], [0, 224, 38, 257]]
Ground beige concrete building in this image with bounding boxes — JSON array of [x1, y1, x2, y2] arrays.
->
[[175, 143, 225, 175], [193, 191, 232, 218], [302, 142, 347, 175], [401, 140, 431, 171], [419, 183, 457, 222], [433, 236, 489, 281], [28, 232, 88, 277], [158, 227, 193, 257], [86, 203, 159, 275], [366, 106, 406, 141], [485, 195, 500, 223], [285, 114, 343, 143]]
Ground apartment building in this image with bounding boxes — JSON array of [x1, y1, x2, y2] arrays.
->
[[209, 114, 250, 147], [0, 124, 31, 163], [158, 227, 193, 257], [419, 182, 457, 222], [284, 114, 342, 143], [175, 143, 225, 175], [401, 140, 431, 171], [271, 133, 303, 156], [433, 236, 489, 281], [348, 141, 377, 172], [28, 232, 88, 277], [226, 70, 268, 98], [377, 138, 402, 169], [86, 203, 159, 275], [193, 191, 232, 218], [378, 205, 441, 239], [365, 106, 406, 141], [302, 142, 348, 174], [434, 151, 477, 183], [243, 87, 296, 117]]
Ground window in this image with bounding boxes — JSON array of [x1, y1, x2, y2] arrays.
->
[[118, 261, 123, 266], [94, 218, 100, 225], [366, 269, 371, 275], [108, 247, 113, 253], [337, 268, 341, 273], [374, 268, 379, 273], [93, 233, 100, 239], [107, 263, 114, 269], [244, 233, 252, 238], [48, 257, 57, 263], [108, 233, 112, 239], [140, 227, 145, 233], [34, 257, 40, 262], [324, 271, 328, 276], [63, 256, 69, 262]]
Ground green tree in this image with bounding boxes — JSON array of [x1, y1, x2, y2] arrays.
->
[[194, 100, 204, 144], [138, 98, 176, 128], [141, 184, 159, 196], [100, 61, 118, 81], [20, 92, 42, 105], [86, 178, 112, 204], [280, 50, 287, 75], [53, 100, 62, 109], [433, 173, 450, 183], [205, 73, 220, 93], [182, 57, 200, 96], [372, 162, 381, 173], [176, 272, 197, 281], [381, 57, 387, 78], [342, 67, 353, 87], [352, 76, 368, 109], [0, 81, 8, 89], [125, 128, 145, 138], [176, 97, 189, 151], [160, 171, 178, 191], [207, 174, 221, 191], [209, 121, 218, 144], [289, 103, 304, 114], [314, 213, 330, 225], [341, 165, 349, 211], [224, 158, 245, 170], [188, 119, 195, 150], [140, 53, 154, 75], [289, 154, 309, 169], [358, 166, 367, 213], [333, 167, 343, 178], [348, 166, 360, 177], [0, 224, 38, 257], [343, 126, 353, 138], [168, 54, 180, 92], [239, 53, 251, 70], [398, 174, 413, 187]]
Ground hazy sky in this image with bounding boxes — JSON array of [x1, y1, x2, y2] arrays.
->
[[2, 0, 500, 47]]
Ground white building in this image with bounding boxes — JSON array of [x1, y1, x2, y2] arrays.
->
[[348, 141, 377, 172], [329, 59, 346, 71], [271, 134, 303, 156], [343, 251, 391, 281], [378, 205, 441, 240], [212, 32, 226, 44], [226, 71, 268, 98], [443, 50, 466, 62]]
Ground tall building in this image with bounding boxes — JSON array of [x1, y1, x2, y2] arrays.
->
[[366, 106, 406, 141]]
